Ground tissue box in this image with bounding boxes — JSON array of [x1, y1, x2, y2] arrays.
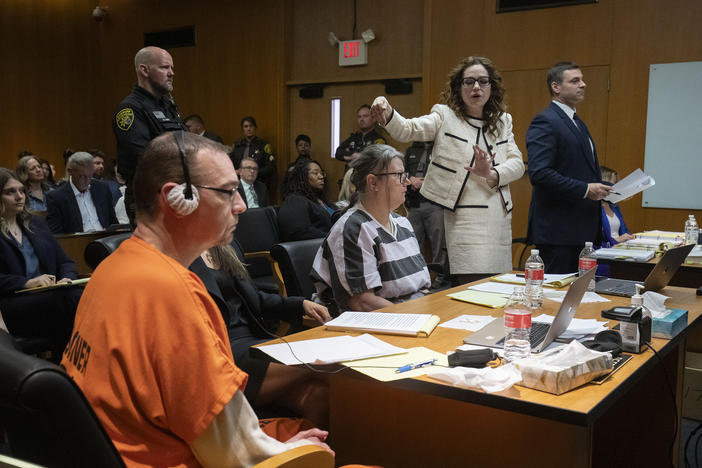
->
[[652, 308, 687, 339], [515, 341, 613, 395]]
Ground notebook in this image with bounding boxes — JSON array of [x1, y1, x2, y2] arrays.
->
[[325, 311, 440, 337], [595, 243, 695, 297], [462, 267, 594, 353]]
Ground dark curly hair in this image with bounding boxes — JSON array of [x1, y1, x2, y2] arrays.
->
[[441, 56, 506, 138], [283, 159, 330, 206]]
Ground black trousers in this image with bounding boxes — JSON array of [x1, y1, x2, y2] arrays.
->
[[1, 286, 82, 353], [536, 244, 583, 274]]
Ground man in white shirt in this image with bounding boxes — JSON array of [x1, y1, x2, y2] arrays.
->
[[236, 157, 268, 208], [46, 152, 117, 233]]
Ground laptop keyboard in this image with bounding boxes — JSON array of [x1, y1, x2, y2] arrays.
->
[[496, 322, 551, 348]]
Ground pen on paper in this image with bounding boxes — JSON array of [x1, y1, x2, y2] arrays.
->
[[609, 191, 621, 195], [396, 358, 437, 373]]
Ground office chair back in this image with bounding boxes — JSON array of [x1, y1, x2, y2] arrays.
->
[[84, 232, 132, 270], [270, 238, 323, 298], [0, 330, 125, 468], [234, 206, 282, 293]]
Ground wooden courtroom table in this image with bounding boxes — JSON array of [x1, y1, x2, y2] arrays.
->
[[256, 282, 702, 468], [55, 230, 128, 277], [604, 255, 702, 288]]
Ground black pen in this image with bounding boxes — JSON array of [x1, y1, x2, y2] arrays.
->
[[609, 191, 621, 195]]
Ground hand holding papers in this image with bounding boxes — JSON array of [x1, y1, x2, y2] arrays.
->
[[604, 168, 655, 204]]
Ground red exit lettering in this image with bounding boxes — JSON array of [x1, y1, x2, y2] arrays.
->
[[344, 41, 359, 58]]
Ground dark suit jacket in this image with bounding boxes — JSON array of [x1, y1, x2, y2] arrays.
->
[[237, 180, 269, 208], [0, 216, 77, 296], [46, 180, 118, 234], [526, 102, 602, 246], [203, 130, 223, 143], [278, 194, 334, 242], [189, 240, 303, 340]]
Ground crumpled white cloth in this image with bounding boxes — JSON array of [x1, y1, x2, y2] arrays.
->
[[167, 183, 200, 216], [426, 363, 522, 393]]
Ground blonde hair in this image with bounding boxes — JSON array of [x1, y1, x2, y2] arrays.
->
[[338, 168, 356, 202]]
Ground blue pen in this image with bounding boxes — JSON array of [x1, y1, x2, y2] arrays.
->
[[395, 358, 437, 373]]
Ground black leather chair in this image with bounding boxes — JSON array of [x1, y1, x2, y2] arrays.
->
[[0, 330, 125, 467], [270, 238, 324, 298], [234, 206, 285, 294], [84, 232, 132, 270]]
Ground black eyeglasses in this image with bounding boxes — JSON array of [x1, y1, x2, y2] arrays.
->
[[461, 77, 491, 88], [195, 184, 239, 200], [372, 172, 409, 184], [239, 166, 258, 172]]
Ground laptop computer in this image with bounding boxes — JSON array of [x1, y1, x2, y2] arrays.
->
[[595, 243, 695, 297], [462, 267, 595, 353]]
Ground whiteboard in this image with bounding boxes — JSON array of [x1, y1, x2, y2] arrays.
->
[[642, 61, 702, 210]]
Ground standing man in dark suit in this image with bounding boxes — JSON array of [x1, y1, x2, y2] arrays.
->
[[526, 62, 613, 273], [184, 114, 224, 143], [46, 152, 118, 234], [236, 157, 268, 208]]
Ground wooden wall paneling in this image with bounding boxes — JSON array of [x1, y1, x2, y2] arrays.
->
[[288, 0, 423, 84], [422, 0, 485, 112], [480, 0, 612, 72], [0, 0, 102, 175], [607, 0, 702, 233]]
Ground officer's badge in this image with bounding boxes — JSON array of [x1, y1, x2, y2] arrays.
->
[[264, 144, 272, 154], [375, 138, 386, 144], [269, 155, 275, 161], [116, 108, 135, 131]]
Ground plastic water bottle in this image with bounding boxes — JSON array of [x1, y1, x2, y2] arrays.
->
[[524, 249, 544, 308], [685, 215, 699, 245], [578, 241, 597, 292], [503, 286, 532, 363]]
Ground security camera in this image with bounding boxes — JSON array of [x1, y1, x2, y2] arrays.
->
[[92, 6, 108, 21]]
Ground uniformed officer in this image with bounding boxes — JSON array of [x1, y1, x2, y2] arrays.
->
[[334, 104, 386, 169], [113, 46, 187, 224], [229, 116, 275, 188]]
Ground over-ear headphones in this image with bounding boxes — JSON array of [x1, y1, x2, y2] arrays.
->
[[167, 130, 200, 216]]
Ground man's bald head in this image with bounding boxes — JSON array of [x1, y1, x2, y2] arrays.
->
[[134, 46, 174, 98]]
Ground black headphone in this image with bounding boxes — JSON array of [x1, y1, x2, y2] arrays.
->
[[167, 130, 200, 216]]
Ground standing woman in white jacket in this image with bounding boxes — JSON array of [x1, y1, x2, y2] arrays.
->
[[372, 56, 525, 285]]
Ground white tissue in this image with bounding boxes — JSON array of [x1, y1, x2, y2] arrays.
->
[[642, 291, 671, 319], [426, 364, 522, 393]]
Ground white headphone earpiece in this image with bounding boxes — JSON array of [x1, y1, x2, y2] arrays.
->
[[167, 183, 200, 216]]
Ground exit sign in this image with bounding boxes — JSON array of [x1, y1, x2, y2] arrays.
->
[[338, 39, 367, 66]]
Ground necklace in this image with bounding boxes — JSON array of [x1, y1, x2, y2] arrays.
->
[[8, 224, 21, 240]]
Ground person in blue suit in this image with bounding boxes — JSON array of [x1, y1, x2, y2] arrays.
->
[[526, 61, 614, 273], [599, 166, 635, 247], [46, 152, 118, 233], [0, 168, 81, 353]]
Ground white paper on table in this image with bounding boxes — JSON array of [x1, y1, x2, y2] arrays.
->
[[494, 273, 576, 284], [533, 315, 609, 339], [256, 333, 406, 365], [543, 290, 610, 303], [468, 281, 516, 296], [439, 314, 497, 331], [455, 343, 504, 358], [605, 168, 655, 204], [594, 247, 655, 261]]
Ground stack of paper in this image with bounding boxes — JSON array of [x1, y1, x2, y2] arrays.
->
[[594, 247, 655, 261], [685, 245, 702, 265], [256, 334, 406, 365], [492, 273, 577, 288], [532, 314, 609, 340]]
